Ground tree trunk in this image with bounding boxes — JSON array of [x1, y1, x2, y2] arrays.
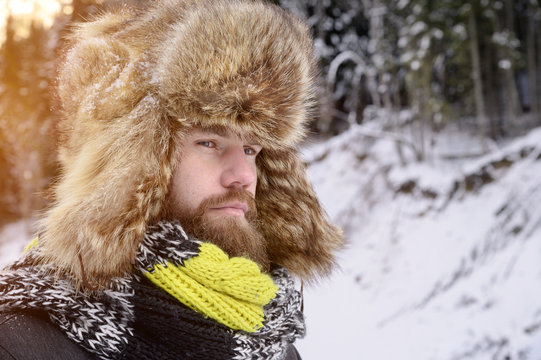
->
[[527, 2, 539, 122], [391, 72, 406, 166], [315, 0, 325, 42], [364, 0, 383, 108], [538, 14, 541, 126], [468, 11, 488, 152], [504, 0, 514, 32], [483, 40, 499, 138], [494, 9, 522, 134]]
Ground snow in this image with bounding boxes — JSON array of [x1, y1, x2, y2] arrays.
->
[[453, 24, 468, 40], [499, 59, 512, 70], [410, 21, 427, 36], [296, 125, 541, 359], [1, 123, 540, 360], [0, 219, 32, 268]]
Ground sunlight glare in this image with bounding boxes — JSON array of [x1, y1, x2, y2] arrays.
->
[[1, 0, 67, 43], [63, 5, 73, 15], [8, 0, 35, 16]]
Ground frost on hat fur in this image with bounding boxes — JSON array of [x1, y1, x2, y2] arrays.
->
[[39, 0, 343, 286]]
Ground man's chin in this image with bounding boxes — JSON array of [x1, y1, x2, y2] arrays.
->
[[201, 212, 251, 234], [194, 213, 269, 270]]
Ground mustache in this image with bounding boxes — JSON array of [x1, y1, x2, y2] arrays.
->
[[196, 189, 257, 222]]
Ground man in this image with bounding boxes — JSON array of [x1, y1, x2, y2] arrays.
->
[[0, 0, 343, 359]]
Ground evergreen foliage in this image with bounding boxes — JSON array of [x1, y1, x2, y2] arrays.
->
[[280, 0, 541, 143]]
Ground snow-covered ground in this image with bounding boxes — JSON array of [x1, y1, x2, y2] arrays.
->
[[297, 122, 541, 360], [0, 219, 32, 269], [1, 121, 540, 360]]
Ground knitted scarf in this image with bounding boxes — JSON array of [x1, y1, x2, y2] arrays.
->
[[0, 221, 305, 359]]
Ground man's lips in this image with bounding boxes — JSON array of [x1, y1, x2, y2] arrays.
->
[[209, 202, 249, 216]]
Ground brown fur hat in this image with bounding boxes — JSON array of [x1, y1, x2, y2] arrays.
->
[[39, 0, 343, 286]]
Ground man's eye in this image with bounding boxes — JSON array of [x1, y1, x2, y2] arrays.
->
[[244, 147, 258, 156], [198, 141, 215, 148]]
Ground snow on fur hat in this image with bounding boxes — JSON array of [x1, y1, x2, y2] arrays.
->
[[39, 0, 343, 286]]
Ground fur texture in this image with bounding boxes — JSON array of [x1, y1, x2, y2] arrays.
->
[[40, 0, 343, 286]]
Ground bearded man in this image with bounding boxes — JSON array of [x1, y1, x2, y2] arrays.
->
[[0, 0, 343, 359]]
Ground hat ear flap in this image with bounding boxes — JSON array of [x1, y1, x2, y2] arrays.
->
[[256, 148, 344, 280], [36, 106, 177, 286]]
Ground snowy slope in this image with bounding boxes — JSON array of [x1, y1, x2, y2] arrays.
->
[[0, 220, 32, 269], [296, 124, 541, 360]]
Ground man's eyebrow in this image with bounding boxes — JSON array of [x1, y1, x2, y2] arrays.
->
[[203, 126, 228, 137], [199, 126, 260, 145], [196, 126, 234, 139]]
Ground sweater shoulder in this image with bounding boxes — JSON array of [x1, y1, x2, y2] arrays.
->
[[0, 310, 95, 360]]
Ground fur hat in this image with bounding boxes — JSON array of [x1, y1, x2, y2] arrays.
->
[[39, 0, 343, 286]]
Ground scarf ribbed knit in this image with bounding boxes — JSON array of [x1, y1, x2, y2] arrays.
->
[[0, 221, 305, 359]]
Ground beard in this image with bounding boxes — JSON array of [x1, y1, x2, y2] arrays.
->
[[162, 189, 270, 271]]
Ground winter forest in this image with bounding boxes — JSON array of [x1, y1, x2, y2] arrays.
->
[[1, 0, 541, 359]]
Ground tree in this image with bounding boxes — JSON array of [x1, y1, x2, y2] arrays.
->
[[526, 0, 539, 122]]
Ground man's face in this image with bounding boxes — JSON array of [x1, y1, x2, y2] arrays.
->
[[166, 127, 269, 269], [169, 127, 261, 218]]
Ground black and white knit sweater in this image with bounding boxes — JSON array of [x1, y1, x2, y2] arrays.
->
[[0, 221, 305, 360]]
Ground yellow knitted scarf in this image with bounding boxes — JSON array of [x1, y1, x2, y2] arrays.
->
[[143, 243, 278, 333]]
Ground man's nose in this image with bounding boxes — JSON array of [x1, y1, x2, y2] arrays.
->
[[220, 148, 257, 190]]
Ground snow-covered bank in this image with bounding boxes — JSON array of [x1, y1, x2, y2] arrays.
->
[[297, 125, 541, 359], [0, 219, 33, 268]]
